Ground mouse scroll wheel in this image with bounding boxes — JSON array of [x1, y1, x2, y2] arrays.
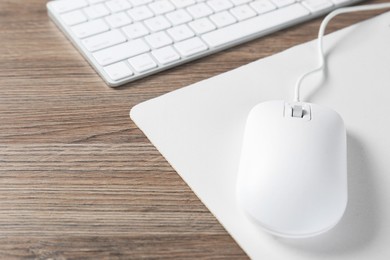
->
[[292, 105, 304, 118]]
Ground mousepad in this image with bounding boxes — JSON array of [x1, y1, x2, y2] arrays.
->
[[130, 12, 390, 259]]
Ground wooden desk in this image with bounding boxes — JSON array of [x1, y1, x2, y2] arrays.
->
[[0, 0, 385, 258]]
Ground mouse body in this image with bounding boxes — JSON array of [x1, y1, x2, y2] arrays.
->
[[237, 100, 347, 238]]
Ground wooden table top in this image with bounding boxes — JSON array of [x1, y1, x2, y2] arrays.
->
[[0, 0, 386, 258]]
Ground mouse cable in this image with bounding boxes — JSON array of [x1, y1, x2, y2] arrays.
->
[[294, 2, 390, 102]]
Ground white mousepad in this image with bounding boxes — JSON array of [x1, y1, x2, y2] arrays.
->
[[130, 13, 390, 260]]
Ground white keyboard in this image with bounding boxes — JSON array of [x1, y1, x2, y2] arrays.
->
[[47, 0, 362, 87]]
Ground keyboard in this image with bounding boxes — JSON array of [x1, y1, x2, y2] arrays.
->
[[47, 0, 362, 87]]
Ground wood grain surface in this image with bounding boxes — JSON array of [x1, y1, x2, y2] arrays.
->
[[0, 0, 386, 258]]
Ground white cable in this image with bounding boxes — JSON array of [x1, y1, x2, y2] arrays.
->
[[293, 3, 390, 102]]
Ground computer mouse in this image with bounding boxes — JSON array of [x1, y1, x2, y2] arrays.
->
[[237, 100, 347, 238]]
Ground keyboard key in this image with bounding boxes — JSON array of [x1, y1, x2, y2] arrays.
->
[[105, 12, 132, 28], [174, 37, 208, 57], [122, 22, 149, 39], [250, 0, 276, 14], [129, 0, 153, 6], [170, 0, 196, 8], [88, 0, 105, 4], [210, 11, 237, 28], [166, 9, 193, 26], [202, 3, 310, 48], [84, 4, 110, 20], [302, 0, 333, 13], [230, 5, 256, 21], [167, 24, 195, 42], [93, 39, 150, 66], [231, 0, 252, 4], [144, 16, 171, 32], [61, 10, 87, 26], [72, 19, 109, 38], [145, 31, 173, 48], [128, 6, 154, 21], [104, 61, 133, 80], [106, 0, 132, 13], [189, 17, 216, 34], [149, 0, 175, 15], [187, 3, 213, 19], [82, 29, 126, 52], [128, 53, 158, 72], [152, 46, 181, 64], [270, 0, 296, 7], [207, 0, 234, 12], [50, 0, 88, 14]]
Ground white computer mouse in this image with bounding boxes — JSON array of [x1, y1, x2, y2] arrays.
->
[[237, 100, 348, 238]]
